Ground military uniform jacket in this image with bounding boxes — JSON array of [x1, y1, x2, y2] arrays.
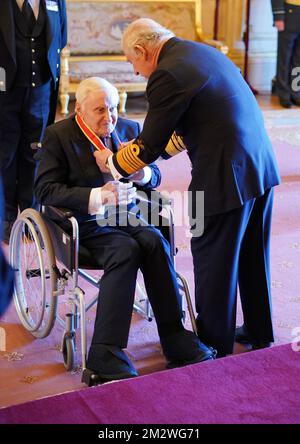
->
[[0, 0, 67, 121], [271, 0, 300, 31], [112, 38, 281, 217]]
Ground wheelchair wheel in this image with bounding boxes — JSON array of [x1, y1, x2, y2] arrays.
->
[[62, 334, 75, 371], [9, 209, 58, 338]]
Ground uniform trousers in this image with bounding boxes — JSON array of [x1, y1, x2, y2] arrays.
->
[[0, 81, 51, 222], [276, 30, 300, 100], [192, 188, 275, 357]]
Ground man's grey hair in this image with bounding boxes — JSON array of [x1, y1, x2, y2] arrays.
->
[[122, 18, 174, 56], [75, 77, 119, 105]]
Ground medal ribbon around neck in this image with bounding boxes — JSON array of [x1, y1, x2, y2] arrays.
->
[[75, 114, 108, 151]]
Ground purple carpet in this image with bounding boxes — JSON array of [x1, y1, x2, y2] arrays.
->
[[0, 343, 299, 424]]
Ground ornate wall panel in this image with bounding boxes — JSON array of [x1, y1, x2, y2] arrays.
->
[[67, 0, 197, 55], [65, 0, 277, 92]]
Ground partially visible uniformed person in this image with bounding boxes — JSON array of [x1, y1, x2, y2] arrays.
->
[[0, 175, 14, 316], [0, 0, 67, 242], [271, 0, 300, 107], [94, 19, 281, 358]]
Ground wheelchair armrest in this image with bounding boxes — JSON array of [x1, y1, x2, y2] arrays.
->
[[46, 206, 74, 220]]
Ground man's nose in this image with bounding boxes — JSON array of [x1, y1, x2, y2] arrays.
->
[[103, 109, 113, 122]]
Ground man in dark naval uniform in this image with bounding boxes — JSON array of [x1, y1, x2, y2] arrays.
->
[[0, 0, 67, 241], [94, 18, 281, 358], [271, 0, 300, 107]]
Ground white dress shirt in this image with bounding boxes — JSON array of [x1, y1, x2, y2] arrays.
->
[[16, 0, 40, 19], [88, 166, 152, 215]]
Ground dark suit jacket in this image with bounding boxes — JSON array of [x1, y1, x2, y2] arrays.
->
[[0, 0, 67, 122], [113, 38, 281, 217], [34, 116, 161, 219]]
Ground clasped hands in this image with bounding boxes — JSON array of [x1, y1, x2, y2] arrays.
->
[[100, 181, 137, 207]]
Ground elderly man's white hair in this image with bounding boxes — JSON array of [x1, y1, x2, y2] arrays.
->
[[75, 77, 119, 105], [122, 18, 174, 55]]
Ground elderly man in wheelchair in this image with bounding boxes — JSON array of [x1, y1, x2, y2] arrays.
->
[[10, 77, 215, 385]]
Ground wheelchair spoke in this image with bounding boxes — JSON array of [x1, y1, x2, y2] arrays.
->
[[20, 234, 44, 327], [10, 209, 58, 338]]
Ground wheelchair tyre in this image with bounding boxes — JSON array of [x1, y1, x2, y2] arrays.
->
[[9, 209, 58, 338], [62, 335, 75, 371]]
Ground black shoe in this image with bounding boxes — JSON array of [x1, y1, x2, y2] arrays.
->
[[235, 325, 272, 350], [3, 221, 14, 244], [279, 98, 292, 108], [86, 344, 139, 383], [81, 368, 102, 387], [291, 97, 300, 107], [160, 329, 216, 369]]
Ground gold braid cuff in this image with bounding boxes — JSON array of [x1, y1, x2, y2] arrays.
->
[[164, 132, 186, 157], [115, 141, 147, 175]]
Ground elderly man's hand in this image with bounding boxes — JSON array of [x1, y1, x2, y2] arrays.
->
[[100, 181, 136, 206], [94, 149, 112, 173]]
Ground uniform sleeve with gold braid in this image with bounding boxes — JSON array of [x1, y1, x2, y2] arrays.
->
[[112, 132, 187, 176], [113, 140, 147, 176], [161, 132, 187, 160]]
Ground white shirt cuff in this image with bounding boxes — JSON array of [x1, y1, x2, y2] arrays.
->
[[107, 154, 123, 180], [131, 166, 152, 185], [88, 188, 106, 216], [107, 155, 152, 185]]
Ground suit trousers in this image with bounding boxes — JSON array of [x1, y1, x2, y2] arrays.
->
[[276, 30, 300, 100], [0, 81, 51, 221], [79, 222, 183, 351], [191, 188, 274, 357]]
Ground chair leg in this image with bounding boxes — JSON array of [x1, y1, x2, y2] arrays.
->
[[118, 90, 128, 114], [60, 92, 70, 115]]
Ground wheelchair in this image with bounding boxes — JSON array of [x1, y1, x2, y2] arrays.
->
[[9, 191, 197, 385]]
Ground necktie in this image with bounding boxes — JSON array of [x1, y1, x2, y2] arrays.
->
[[101, 137, 111, 150], [22, 0, 36, 33]]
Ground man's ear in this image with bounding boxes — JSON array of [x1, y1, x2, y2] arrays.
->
[[75, 102, 81, 115], [134, 44, 147, 60]]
